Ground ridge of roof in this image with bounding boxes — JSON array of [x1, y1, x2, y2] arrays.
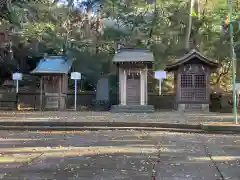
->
[[117, 47, 151, 52], [113, 48, 154, 63], [31, 55, 72, 74], [165, 49, 218, 71]]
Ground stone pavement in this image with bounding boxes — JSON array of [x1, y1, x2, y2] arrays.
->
[[0, 111, 235, 125], [0, 130, 239, 179], [201, 134, 240, 180]]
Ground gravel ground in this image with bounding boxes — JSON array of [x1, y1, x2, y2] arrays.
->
[[0, 130, 239, 180], [0, 111, 235, 124]]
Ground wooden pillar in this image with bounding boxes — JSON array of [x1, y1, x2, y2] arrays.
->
[[173, 72, 177, 109], [140, 69, 145, 105], [117, 64, 120, 104], [119, 68, 124, 105], [177, 72, 181, 110], [58, 75, 61, 110], [206, 71, 210, 102], [119, 68, 126, 105], [145, 67, 148, 105], [40, 76, 43, 111], [123, 69, 127, 105]]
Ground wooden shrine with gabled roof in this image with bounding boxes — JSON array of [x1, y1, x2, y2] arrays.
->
[[31, 55, 72, 110], [111, 47, 154, 113], [164, 49, 218, 112]]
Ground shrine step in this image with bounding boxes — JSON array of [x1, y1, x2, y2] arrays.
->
[[111, 105, 154, 113]]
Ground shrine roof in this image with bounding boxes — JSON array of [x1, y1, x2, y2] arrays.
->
[[164, 49, 218, 71], [31, 56, 72, 74], [112, 48, 154, 63]]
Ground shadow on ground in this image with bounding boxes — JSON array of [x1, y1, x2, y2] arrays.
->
[[0, 130, 239, 180]]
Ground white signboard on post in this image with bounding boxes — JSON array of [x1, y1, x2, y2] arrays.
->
[[154, 71, 166, 79], [71, 72, 81, 111], [236, 83, 240, 90], [71, 72, 81, 80], [12, 72, 22, 80], [154, 71, 167, 95], [12, 72, 23, 93]]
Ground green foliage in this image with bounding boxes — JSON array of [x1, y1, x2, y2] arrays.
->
[[0, 0, 239, 90]]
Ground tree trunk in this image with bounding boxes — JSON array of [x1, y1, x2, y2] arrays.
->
[[185, 0, 194, 50], [148, 0, 157, 45], [83, 3, 92, 39], [192, 0, 201, 50], [95, 11, 100, 54]]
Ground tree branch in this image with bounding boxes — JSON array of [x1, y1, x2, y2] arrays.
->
[[213, 61, 231, 85]]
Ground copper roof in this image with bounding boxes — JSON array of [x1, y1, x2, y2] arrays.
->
[[165, 49, 218, 71], [112, 48, 154, 63], [31, 56, 72, 74]]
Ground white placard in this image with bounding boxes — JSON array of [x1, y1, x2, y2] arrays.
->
[[12, 72, 23, 80], [71, 72, 81, 80], [71, 72, 81, 111], [236, 83, 240, 90], [154, 71, 166, 79]]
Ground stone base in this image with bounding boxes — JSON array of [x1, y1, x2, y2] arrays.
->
[[178, 104, 209, 112], [111, 105, 154, 113], [44, 94, 66, 110]]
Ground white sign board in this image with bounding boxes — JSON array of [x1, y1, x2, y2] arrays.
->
[[154, 71, 166, 79], [12, 72, 23, 80], [71, 72, 82, 111], [71, 72, 81, 80], [236, 83, 240, 90], [154, 71, 167, 96]]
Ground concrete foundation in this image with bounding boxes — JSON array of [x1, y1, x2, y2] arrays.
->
[[178, 104, 209, 112]]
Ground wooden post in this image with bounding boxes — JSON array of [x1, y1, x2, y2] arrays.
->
[[58, 75, 61, 110], [123, 69, 126, 105], [177, 70, 181, 110], [40, 76, 43, 111], [145, 66, 148, 105], [206, 71, 210, 102], [117, 64, 119, 105], [140, 70, 145, 105], [64, 74, 67, 109], [119, 68, 123, 105]]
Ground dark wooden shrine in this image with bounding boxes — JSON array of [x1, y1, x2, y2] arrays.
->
[[165, 49, 218, 112]]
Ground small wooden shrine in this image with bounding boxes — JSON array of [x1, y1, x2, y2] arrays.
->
[[31, 56, 72, 110], [111, 48, 154, 112], [164, 49, 218, 112]]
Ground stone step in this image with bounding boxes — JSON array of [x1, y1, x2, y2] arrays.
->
[[111, 105, 154, 113]]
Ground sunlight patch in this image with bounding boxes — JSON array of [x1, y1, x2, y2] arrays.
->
[[0, 138, 50, 142], [0, 154, 38, 163], [189, 156, 240, 161]]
